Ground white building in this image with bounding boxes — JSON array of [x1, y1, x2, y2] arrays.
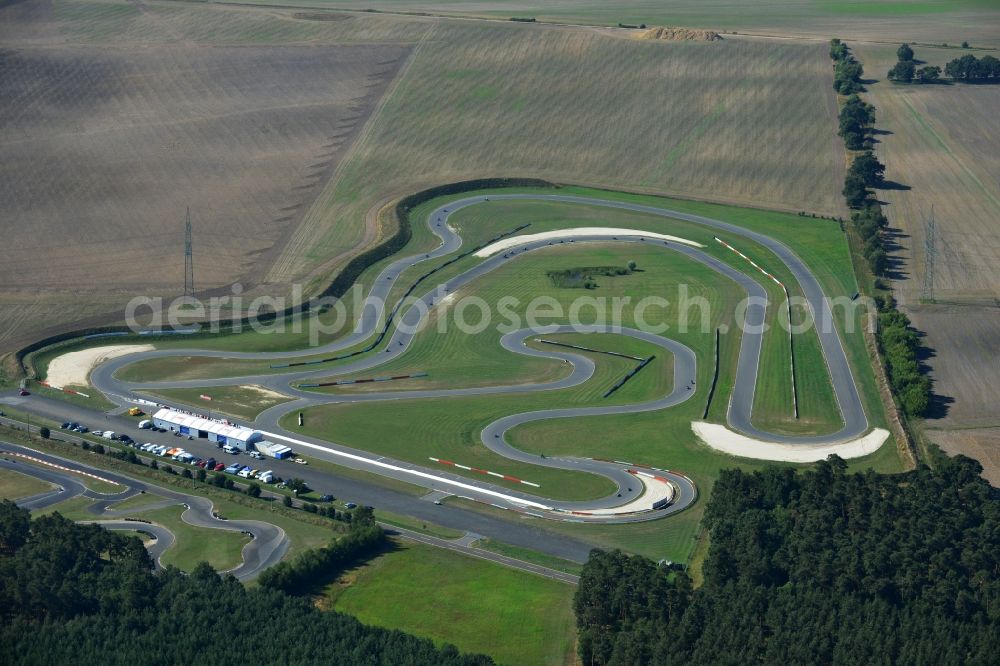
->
[[152, 408, 262, 450]]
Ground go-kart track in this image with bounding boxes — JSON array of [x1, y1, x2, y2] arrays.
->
[[85, 193, 884, 523]]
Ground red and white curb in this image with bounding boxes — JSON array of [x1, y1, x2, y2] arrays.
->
[[38, 381, 90, 398], [6, 452, 119, 490], [429, 457, 540, 488]]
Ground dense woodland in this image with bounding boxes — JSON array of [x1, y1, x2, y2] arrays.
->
[[575, 454, 1000, 665], [0, 502, 492, 666]]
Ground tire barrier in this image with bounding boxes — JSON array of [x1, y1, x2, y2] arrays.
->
[[536, 338, 646, 361], [603, 355, 655, 399], [703, 327, 720, 419], [298, 372, 428, 389]]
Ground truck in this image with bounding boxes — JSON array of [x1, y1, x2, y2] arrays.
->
[[128, 407, 144, 417], [138, 420, 152, 430]]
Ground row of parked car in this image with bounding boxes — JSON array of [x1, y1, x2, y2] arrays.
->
[[127, 441, 279, 484], [57, 420, 344, 504]]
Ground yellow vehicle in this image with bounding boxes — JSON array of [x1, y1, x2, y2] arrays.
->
[[128, 407, 144, 417]]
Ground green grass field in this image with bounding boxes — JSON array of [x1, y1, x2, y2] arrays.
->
[[322, 540, 577, 666], [142, 505, 250, 572], [471, 538, 583, 575], [35, 496, 99, 521], [108, 490, 170, 512], [145, 385, 291, 421], [0, 467, 54, 500]]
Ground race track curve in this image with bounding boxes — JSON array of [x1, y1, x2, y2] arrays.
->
[[87, 192, 873, 521], [0, 443, 288, 580]]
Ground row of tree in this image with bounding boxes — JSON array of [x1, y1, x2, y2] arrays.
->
[[573, 454, 1000, 664], [849, 205, 889, 277], [257, 506, 384, 595], [878, 306, 933, 416], [0, 501, 489, 665], [838, 93, 875, 150], [842, 150, 886, 209], [833, 40, 932, 418], [945, 54, 1000, 81], [829, 38, 864, 94]]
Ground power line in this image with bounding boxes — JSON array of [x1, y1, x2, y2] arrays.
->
[[184, 208, 195, 297]]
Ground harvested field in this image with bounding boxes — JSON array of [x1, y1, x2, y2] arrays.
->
[[904, 304, 1000, 428], [856, 44, 1000, 304], [293, 0, 1000, 46], [854, 43, 1000, 480], [3, 1, 849, 366], [272, 25, 848, 287], [0, 0, 412, 354]]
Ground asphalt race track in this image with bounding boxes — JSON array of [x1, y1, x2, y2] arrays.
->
[[61, 194, 868, 521], [0, 442, 287, 580]]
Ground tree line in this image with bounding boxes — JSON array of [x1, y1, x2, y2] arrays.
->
[[829, 38, 864, 94], [888, 43, 999, 83], [945, 53, 1000, 81], [573, 454, 999, 665], [878, 306, 932, 416], [0, 501, 491, 665], [257, 506, 384, 595], [833, 40, 932, 418]]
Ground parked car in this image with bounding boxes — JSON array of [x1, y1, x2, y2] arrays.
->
[[223, 444, 240, 455], [237, 467, 252, 478], [212, 463, 225, 472], [102, 431, 116, 440], [61, 422, 70, 429], [319, 494, 334, 502], [293, 458, 308, 465], [257, 471, 275, 484], [248, 451, 263, 460], [344, 502, 358, 510], [225, 463, 243, 475]]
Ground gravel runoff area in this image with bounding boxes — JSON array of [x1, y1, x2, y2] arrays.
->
[[474, 227, 704, 257], [45, 345, 154, 388], [691, 422, 889, 463]]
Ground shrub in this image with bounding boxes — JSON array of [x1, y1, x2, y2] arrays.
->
[[38, 427, 49, 440]]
